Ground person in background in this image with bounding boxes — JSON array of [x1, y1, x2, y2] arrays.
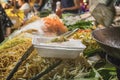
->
[[51, 0, 61, 12], [0, 4, 13, 43], [61, 0, 80, 14], [8, 0, 20, 9], [79, 2, 85, 14], [33, 0, 47, 12], [0, 0, 9, 9], [84, 1, 89, 12], [0, 22, 4, 43], [17, 0, 31, 16]]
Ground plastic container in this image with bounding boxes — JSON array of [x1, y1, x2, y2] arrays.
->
[[32, 36, 86, 59]]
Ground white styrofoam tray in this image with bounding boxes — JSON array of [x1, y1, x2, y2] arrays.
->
[[32, 36, 86, 59]]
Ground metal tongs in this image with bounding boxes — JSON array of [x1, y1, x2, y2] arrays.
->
[[62, 28, 79, 38], [51, 28, 79, 42], [6, 45, 34, 80]]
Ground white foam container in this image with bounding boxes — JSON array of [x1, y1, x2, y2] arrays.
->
[[32, 36, 86, 59]]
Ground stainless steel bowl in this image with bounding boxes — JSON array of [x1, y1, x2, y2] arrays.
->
[[92, 27, 120, 59]]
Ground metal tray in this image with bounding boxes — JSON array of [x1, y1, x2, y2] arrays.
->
[[92, 27, 120, 59]]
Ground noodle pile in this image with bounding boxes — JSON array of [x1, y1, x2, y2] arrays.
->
[[0, 33, 90, 80]]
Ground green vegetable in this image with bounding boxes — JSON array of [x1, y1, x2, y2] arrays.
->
[[66, 20, 93, 31]]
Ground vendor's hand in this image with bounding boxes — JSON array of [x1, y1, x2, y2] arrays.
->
[[61, 8, 66, 12], [5, 27, 11, 37]]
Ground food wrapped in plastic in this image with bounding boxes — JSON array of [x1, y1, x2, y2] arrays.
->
[[32, 36, 86, 59], [10, 14, 68, 38]]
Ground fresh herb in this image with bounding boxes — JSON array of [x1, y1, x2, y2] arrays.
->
[[66, 20, 93, 31]]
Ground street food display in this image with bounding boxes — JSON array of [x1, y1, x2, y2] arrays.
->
[[0, 12, 118, 80]]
